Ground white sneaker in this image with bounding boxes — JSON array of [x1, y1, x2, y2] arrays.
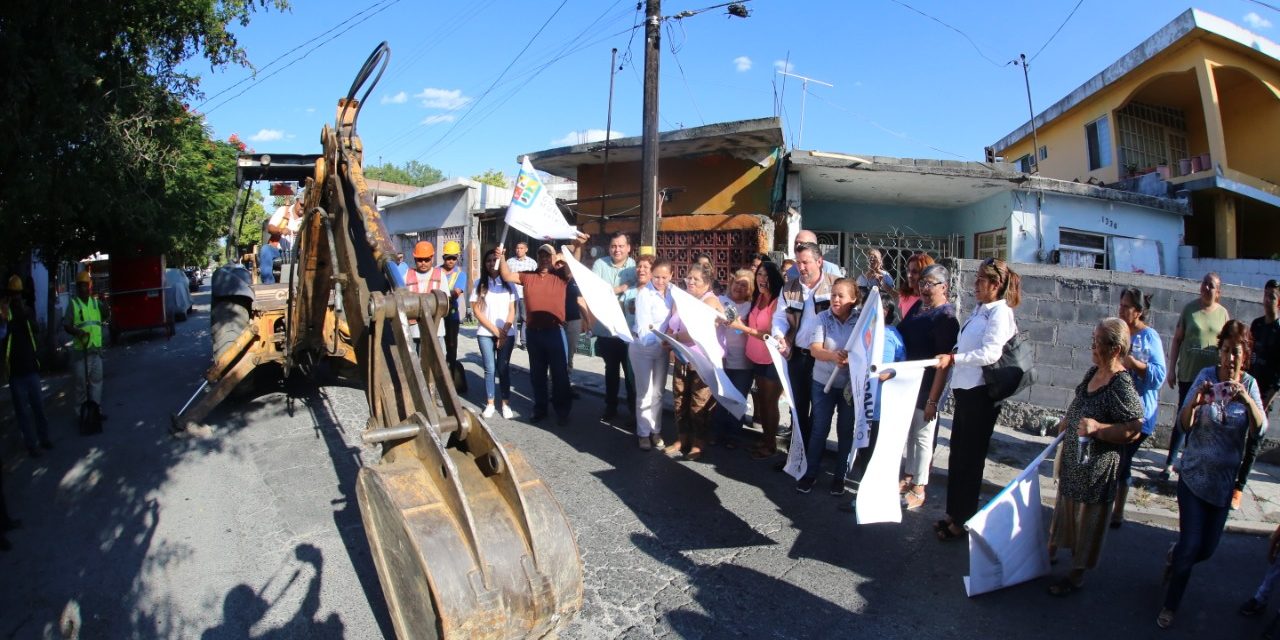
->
[[650, 434, 665, 449], [501, 404, 514, 419], [482, 404, 495, 418]]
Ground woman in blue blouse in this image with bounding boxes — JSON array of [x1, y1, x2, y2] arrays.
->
[[1157, 320, 1268, 629], [1111, 287, 1167, 527]]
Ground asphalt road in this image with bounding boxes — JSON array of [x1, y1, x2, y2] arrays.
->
[[0, 293, 1273, 639]]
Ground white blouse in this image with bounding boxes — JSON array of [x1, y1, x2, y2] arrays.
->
[[951, 299, 1016, 390], [633, 283, 674, 349]]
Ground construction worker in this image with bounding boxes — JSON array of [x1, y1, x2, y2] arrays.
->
[[404, 240, 468, 373], [3, 275, 52, 457], [259, 233, 283, 284], [63, 271, 105, 418]]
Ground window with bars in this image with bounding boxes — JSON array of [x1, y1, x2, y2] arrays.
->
[[1085, 116, 1112, 170], [1116, 101, 1189, 171], [975, 228, 1007, 261], [1059, 228, 1107, 269]]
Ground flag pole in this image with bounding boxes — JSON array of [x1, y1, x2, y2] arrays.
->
[[499, 155, 528, 250]]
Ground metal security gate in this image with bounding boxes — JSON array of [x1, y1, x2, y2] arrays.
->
[[815, 231, 964, 283]]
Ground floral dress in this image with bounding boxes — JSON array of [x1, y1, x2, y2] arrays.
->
[[1058, 367, 1145, 504]]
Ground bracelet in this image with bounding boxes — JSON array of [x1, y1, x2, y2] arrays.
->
[[926, 400, 938, 406]]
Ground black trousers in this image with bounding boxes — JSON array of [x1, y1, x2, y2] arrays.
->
[[945, 386, 1001, 524], [1237, 388, 1276, 490], [788, 349, 816, 446], [595, 336, 635, 412], [443, 314, 460, 365]]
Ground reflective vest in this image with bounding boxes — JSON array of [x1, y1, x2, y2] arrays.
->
[[3, 308, 39, 371], [71, 297, 103, 351]]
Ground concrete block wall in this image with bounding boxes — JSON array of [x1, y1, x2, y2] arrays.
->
[[1179, 256, 1280, 289], [944, 259, 1278, 450]]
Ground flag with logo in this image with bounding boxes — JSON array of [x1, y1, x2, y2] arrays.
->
[[504, 158, 579, 240]]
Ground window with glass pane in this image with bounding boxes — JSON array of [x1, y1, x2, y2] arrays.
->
[[975, 228, 1007, 260], [1086, 116, 1112, 170]]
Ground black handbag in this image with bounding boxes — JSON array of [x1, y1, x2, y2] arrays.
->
[[983, 331, 1035, 402]]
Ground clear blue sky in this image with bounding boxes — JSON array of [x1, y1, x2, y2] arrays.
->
[[186, 0, 1277, 180]]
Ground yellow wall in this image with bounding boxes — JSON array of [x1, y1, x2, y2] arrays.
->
[[574, 150, 778, 220], [1218, 66, 1280, 184], [998, 37, 1280, 184]]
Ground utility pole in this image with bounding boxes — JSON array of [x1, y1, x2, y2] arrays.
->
[[639, 0, 661, 256], [1018, 54, 1040, 174], [601, 48, 617, 223]]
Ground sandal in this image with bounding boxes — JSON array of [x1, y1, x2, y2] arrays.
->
[[751, 448, 778, 460], [1156, 608, 1174, 629], [1047, 578, 1082, 597], [936, 524, 965, 542], [903, 488, 926, 510], [932, 518, 952, 533]]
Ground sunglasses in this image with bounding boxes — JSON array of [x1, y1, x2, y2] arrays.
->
[[443, 255, 458, 260]]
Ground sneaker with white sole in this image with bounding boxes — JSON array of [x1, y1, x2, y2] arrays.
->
[[650, 434, 665, 449], [501, 404, 514, 419], [639, 437, 652, 451], [482, 405, 496, 418]]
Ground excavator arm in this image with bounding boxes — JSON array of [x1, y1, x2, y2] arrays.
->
[[177, 43, 582, 639]]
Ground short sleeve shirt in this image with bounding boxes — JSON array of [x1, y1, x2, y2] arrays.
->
[[1058, 368, 1145, 504], [519, 271, 569, 330], [1176, 302, 1229, 382]]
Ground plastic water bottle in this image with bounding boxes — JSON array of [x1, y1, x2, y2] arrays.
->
[[1078, 435, 1091, 465]]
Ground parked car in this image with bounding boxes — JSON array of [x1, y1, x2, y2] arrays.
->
[[164, 268, 194, 322]]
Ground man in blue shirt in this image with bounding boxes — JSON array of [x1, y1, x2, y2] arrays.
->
[[590, 232, 637, 420]]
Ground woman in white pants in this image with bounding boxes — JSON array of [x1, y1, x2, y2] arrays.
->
[[630, 257, 675, 450], [896, 263, 959, 509]]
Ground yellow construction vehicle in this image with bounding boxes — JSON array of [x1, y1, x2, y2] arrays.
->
[[172, 43, 583, 638]]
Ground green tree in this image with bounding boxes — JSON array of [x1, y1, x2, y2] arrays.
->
[[471, 169, 510, 188], [0, 0, 286, 351], [365, 160, 444, 187]]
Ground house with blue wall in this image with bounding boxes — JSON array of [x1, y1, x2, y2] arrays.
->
[[785, 151, 1188, 279]]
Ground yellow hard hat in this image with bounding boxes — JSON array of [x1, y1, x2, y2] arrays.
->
[[442, 240, 461, 257], [75, 271, 91, 285], [6, 275, 22, 292]]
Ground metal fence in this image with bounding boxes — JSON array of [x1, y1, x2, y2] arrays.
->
[[815, 230, 965, 285]]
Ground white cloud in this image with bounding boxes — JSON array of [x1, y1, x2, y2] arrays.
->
[[249, 128, 284, 142], [733, 56, 752, 72], [415, 88, 470, 109], [1244, 11, 1272, 29], [551, 129, 626, 146], [381, 91, 408, 105], [421, 114, 456, 125], [305, 107, 316, 113], [773, 60, 794, 74]]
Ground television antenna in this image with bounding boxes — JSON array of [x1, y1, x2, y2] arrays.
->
[[777, 70, 833, 148]]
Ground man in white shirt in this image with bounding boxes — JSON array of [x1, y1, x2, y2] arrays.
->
[[771, 241, 839, 467], [785, 230, 845, 280], [506, 242, 538, 346]]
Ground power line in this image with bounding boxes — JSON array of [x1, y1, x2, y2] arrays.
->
[[1029, 0, 1084, 62], [666, 21, 705, 126], [1245, 0, 1280, 13], [804, 89, 969, 160], [201, 0, 403, 115], [885, 0, 1013, 68], [195, 0, 395, 111]]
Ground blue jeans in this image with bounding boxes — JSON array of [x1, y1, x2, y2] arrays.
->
[[526, 327, 570, 420], [8, 372, 50, 449], [1165, 381, 1192, 467], [477, 334, 514, 403], [1164, 480, 1231, 611], [804, 382, 854, 481], [713, 368, 754, 442]]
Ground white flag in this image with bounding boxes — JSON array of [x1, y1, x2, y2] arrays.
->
[[504, 158, 579, 240], [855, 359, 933, 525], [559, 247, 633, 342], [964, 433, 1064, 597], [653, 330, 748, 419], [766, 337, 807, 480], [836, 287, 884, 449]]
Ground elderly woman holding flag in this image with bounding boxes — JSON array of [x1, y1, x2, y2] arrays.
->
[[665, 264, 726, 461], [1045, 318, 1144, 596], [797, 278, 862, 495]]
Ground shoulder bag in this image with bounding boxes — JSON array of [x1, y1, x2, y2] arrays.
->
[[983, 331, 1035, 402]]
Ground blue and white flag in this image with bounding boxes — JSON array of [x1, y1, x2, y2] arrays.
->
[[504, 158, 579, 240], [827, 287, 884, 449]]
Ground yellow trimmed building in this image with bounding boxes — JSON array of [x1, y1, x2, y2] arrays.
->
[[989, 9, 1280, 261]]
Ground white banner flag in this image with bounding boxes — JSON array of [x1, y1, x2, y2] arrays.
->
[[837, 287, 884, 449], [669, 286, 725, 364], [652, 331, 748, 420], [855, 359, 933, 525], [559, 246, 633, 343], [964, 433, 1065, 597], [504, 158, 579, 240], [766, 337, 807, 480]]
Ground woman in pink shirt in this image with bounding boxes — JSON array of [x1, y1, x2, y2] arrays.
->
[[730, 261, 786, 460]]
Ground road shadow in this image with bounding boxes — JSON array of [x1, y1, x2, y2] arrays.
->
[[200, 543, 345, 639]]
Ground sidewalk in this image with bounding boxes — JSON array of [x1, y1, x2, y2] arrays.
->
[[458, 325, 1279, 537]]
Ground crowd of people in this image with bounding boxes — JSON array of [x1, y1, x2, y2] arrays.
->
[[434, 229, 1280, 628]]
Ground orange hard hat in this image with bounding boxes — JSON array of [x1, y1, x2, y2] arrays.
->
[[413, 240, 435, 259]]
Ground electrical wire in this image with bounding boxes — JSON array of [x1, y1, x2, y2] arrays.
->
[[804, 89, 969, 160], [1245, 0, 1280, 13], [194, 0, 394, 111], [201, 0, 403, 115], [1029, 0, 1084, 62], [666, 21, 705, 125], [885, 0, 1013, 68]]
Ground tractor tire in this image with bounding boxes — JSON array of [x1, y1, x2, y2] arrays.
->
[[211, 299, 251, 362]]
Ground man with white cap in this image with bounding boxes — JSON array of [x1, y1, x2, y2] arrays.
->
[[497, 234, 589, 425]]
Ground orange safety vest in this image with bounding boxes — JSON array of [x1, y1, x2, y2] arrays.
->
[[404, 267, 461, 321]]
